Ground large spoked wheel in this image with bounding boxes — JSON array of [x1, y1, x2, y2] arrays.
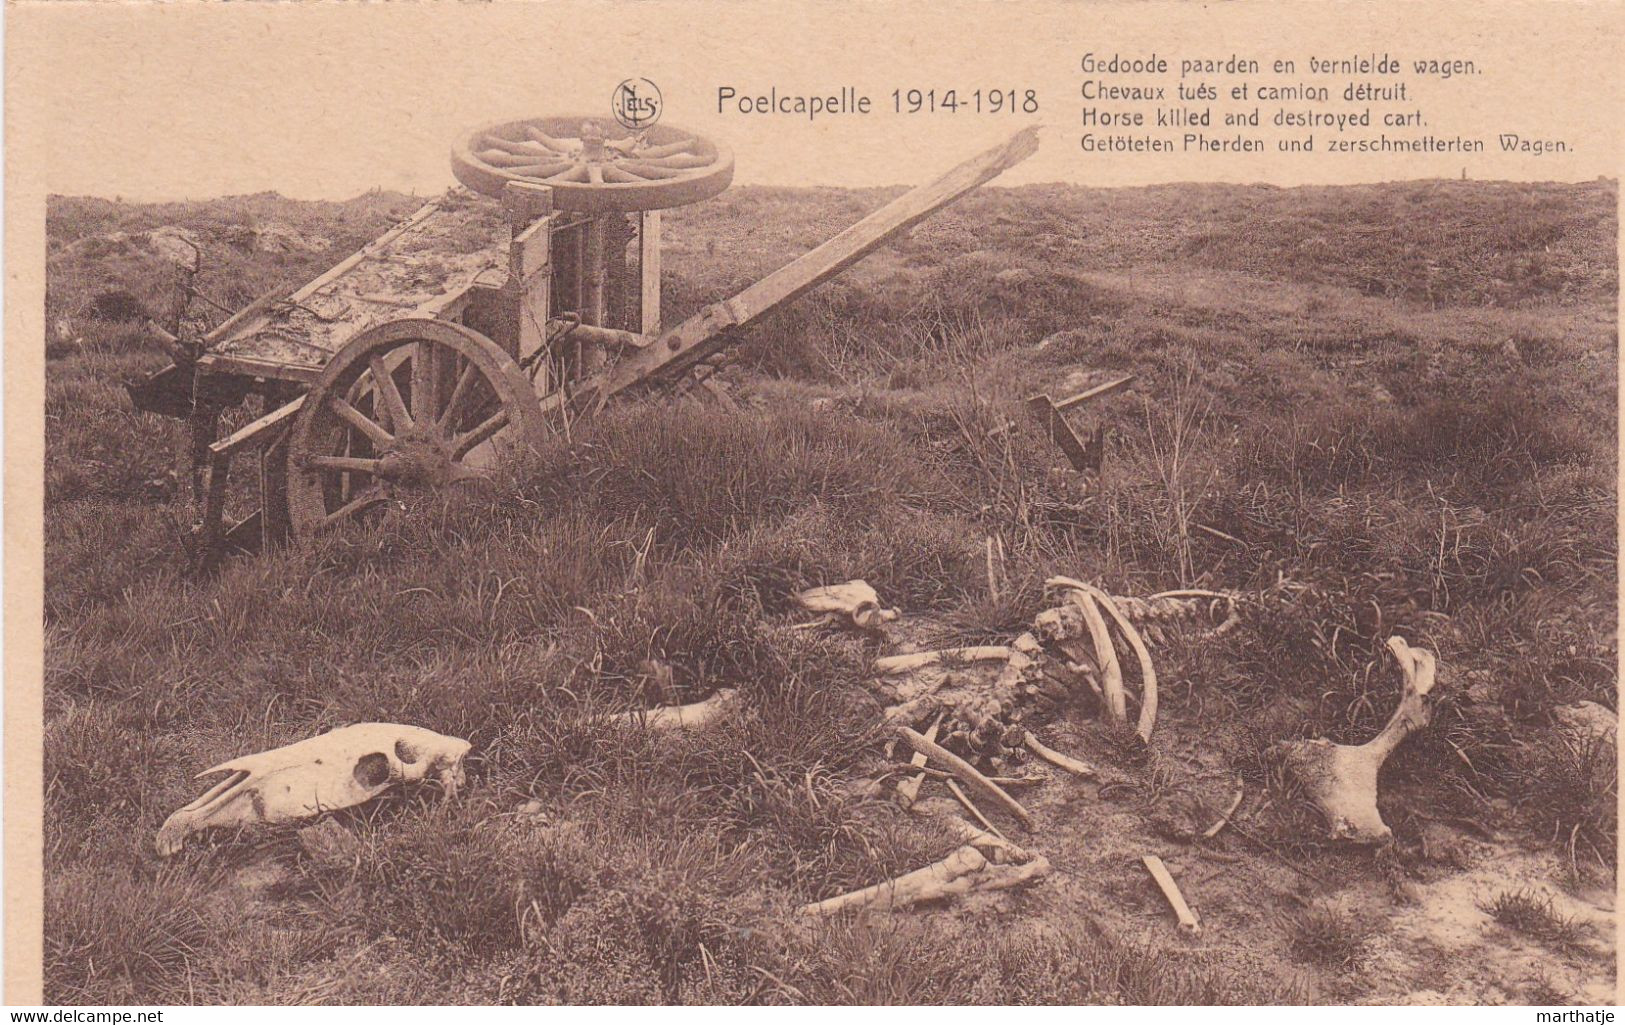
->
[[286, 318, 548, 540], [451, 116, 733, 212]]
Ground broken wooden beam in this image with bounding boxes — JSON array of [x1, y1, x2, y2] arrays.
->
[[591, 126, 1041, 402]]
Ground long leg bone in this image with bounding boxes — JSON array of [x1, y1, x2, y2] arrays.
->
[[1022, 732, 1097, 777], [874, 647, 1012, 675], [1274, 636, 1441, 842], [800, 844, 1052, 916]]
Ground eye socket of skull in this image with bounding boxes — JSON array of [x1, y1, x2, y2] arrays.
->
[[394, 738, 423, 764], [354, 751, 393, 789]]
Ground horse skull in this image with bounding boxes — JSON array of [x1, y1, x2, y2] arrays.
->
[[156, 723, 470, 857]]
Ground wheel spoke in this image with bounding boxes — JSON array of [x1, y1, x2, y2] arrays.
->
[[603, 164, 650, 183], [452, 409, 510, 459], [631, 138, 696, 159], [322, 485, 391, 529], [636, 152, 712, 169], [509, 160, 576, 178], [616, 161, 690, 180], [308, 455, 383, 475], [327, 395, 394, 448], [411, 340, 441, 424], [369, 354, 413, 432], [521, 126, 573, 153], [438, 360, 480, 432]]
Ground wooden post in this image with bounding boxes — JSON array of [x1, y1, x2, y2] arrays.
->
[[579, 215, 609, 373], [639, 210, 662, 334], [503, 181, 553, 387]]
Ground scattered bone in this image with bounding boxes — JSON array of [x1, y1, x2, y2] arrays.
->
[[875, 647, 1011, 675], [1022, 732, 1096, 777], [1142, 855, 1202, 934], [911, 766, 1044, 787], [923, 809, 1036, 865], [985, 535, 1007, 601], [795, 580, 900, 631], [801, 811, 1051, 916], [946, 778, 1007, 841], [1552, 701, 1618, 746], [894, 716, 941, 810], [157, 723, 470, 857], [1275, 637, 1441, 842], [799, 843, 1051, 916], [897, 725, 1034, 830], [612, 688, 737, 732], [1202, 779, 1245, 840]]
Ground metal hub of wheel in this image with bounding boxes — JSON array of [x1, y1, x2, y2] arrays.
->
[[450, 116, 733, 211], [285, 318, 549, 539]]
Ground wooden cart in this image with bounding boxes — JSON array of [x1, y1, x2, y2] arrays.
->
[[128, 117, 1039, 565]]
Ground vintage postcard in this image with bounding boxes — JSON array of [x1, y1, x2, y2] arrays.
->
[[5, 0, 1620, 1009]]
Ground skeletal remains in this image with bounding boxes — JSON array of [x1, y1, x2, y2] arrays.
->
[[157, 723, 470, 856], [811, 577, 1243, 914], [158, 575, 1446, 926], [1275, 636, 1443, 843]]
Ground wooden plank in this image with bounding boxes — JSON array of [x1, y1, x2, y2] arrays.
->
[[593, 126, 1039, 401], [209, 396, 304, 459], [196, 352, 322, 384], [1052, 374, 1136, 412], [639, 210, 661, 334], [513, 218, 550, 285], [1025, 394, 1096, 472]]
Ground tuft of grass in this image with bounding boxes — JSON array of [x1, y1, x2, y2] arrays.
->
[[1511, 736, 1618, 874], [1478, 888, 1589, 952], [45, 862, 231, 1003], [1287, 901, 1376, 971]]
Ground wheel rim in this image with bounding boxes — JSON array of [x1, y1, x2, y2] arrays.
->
[[451, 116, 733, 212], [286, 318, 548, 539]]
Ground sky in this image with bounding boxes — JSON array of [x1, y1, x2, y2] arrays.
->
[[9, 0, 1621, 201]]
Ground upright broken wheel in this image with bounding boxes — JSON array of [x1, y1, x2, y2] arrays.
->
[[286, 318, 549, 539], [450, 116, 734, 211]]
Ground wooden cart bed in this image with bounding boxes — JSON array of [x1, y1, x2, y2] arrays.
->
[[196, 189, 511, 383]]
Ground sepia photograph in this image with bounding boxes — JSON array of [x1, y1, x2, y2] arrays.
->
[[5, 0, 1620, 1009]]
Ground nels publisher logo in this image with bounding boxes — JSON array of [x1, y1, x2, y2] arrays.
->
[[612, 78, 662, 129]]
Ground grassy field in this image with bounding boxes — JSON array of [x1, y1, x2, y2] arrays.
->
[[42, 177, 1617, 1004]]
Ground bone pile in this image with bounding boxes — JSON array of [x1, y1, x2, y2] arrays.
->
[[870, 577, 1241, 766], [801, 576, 1244, 915]]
